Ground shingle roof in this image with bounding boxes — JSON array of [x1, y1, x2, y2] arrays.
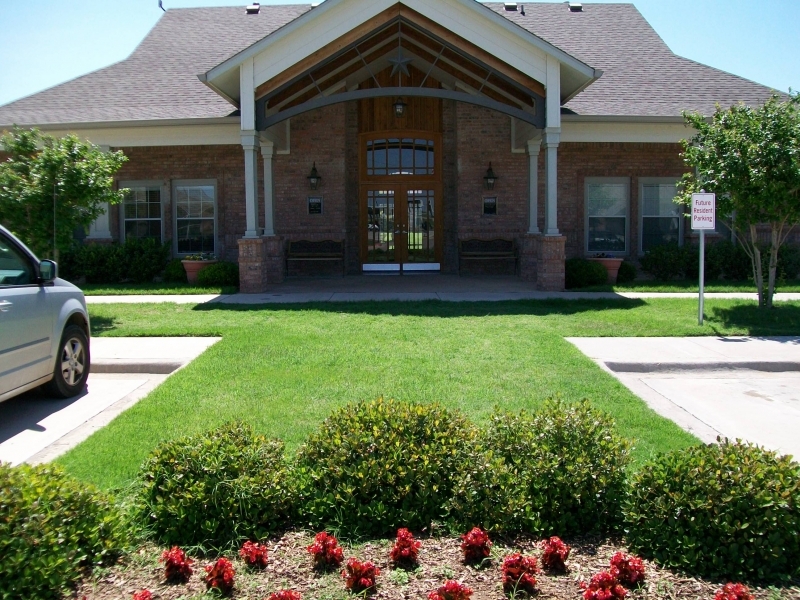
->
[[0, 2, 778, 127], [486, 2, 778, 117]]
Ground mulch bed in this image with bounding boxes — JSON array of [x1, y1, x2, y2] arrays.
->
[[75, 531, 800, 600]]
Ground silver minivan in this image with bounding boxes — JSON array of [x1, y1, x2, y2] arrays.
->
[[0, 225, 90, 402]]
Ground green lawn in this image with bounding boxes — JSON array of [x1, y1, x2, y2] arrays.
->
[[58, 298, 800, 491], [80, 282, 237, 295], [573, 279, 800, 293]]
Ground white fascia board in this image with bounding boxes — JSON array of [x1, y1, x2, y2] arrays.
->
[[560, 118, 695, 144], [205, 0, 595, 101], [21, 120, 242, 147]]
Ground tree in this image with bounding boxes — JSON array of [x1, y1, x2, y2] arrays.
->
[[0, 127, 127, 260], [678, 93, 800, 308]]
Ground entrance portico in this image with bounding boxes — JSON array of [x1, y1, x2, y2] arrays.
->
[[198, 0, 599, 291]]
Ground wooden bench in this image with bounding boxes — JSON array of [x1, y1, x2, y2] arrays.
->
[[286, 239, 346, 276], [458, 238, 517, 274]]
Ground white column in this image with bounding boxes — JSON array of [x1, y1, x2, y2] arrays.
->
[[544, 55, 562, 237], [261, 140, 275, 237], [543, 129, 560, 236], [527, 138, 541, 234], [242, 131, 260, 238]]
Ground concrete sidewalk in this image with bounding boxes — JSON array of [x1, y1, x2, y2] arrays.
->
[[568, 336, 800, 460], [0, 337, 220, 466]]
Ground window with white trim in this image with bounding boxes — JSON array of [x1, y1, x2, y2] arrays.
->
[[639, 178, 682, 253], [174, 181, 216, 255], [121, 184, 162, 241], [585, 178, 629, 254]]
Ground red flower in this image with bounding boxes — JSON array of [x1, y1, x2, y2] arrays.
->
[[428, 580, 473, 600], [307, 531, 345, 568], [715, 583, 755, 600], [460, 527, 491, 563], [160, 546, 193, 583], [132, 591, 152, 600], [609, 552, 645, 586], [501, 553, 539, 594], [581, 570, 627, 600], [390, 528, 422, 566], [204, 557, 235, 594], [342, 557, 380, 594], [239, 540, 269, 568], [541, 536, 571, 572], [268, 591, 302, 600]]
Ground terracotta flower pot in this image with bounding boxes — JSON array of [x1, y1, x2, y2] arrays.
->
[[589, 257, 623, 284], [181, 259, 217, 284]]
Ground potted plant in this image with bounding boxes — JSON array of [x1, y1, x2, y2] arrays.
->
[[588, 253, 624, 284], [181, 253, 217, 284]]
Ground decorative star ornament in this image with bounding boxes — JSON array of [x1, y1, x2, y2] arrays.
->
[[388, 47, 413, 79]]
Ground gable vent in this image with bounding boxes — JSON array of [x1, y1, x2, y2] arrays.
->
[[504, 2, 518, 11], [245, 2, 260, 14], [568, 2, 583, 12]]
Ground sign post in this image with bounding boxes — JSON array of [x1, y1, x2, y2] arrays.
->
[[691, 192, 716, 325]]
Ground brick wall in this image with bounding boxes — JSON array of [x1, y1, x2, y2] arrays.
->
[[557, 142, 688, 259], [112, 145, 245, 263]]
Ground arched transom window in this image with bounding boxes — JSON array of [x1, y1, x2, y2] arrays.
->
[[366, 138, 435, 176]]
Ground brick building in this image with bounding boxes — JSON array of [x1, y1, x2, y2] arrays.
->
[[0, 1, 777, 291]]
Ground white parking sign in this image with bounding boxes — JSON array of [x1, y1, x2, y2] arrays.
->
[[691, 193, 716, 230]]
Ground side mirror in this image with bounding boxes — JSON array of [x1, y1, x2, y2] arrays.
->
[[39, 259, 57, 282]]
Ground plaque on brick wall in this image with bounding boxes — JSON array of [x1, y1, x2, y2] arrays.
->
[[483, 196, 497, 215], [308, 196, 323, 215]]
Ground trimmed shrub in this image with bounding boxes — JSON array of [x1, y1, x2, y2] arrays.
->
[[486, 399, 632, 535], [197, 260, 239, 287], [616, 260, 637, 283], [0, 463, 124, 600], [137, 422, 296, 549], [778, 243, 800, 280], [640, 243, 684, 280], [624, 440, 800, 582], [163, 258, 187, 283], [295, 398, 479, 537], [61, 238, 170, 284], [565, 257, 608, 289]]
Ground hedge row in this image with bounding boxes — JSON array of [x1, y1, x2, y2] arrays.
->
[[135, 399, 799, 582]]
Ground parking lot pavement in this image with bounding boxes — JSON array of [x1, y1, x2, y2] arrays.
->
[[0, 337, 220, 466], [568, 336, 800, 461]]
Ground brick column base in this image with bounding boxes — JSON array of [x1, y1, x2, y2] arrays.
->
[[519, 234, 539, 282], [535, 235, 566, 291], [518, 234, 566, 290], [238, 236, 285, 293]]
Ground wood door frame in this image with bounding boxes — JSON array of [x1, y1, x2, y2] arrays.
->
[[359, 131, 443, 266], [359, 181, 443, 266]]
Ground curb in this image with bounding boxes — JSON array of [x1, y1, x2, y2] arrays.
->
[[605, 361, 800, 373], [92, 360, 184, 374]]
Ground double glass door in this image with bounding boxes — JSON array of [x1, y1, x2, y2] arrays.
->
[[362, 184, 441, 271]]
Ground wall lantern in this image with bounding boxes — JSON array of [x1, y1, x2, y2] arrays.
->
[[483, 162, 499, 190], [307, 162, 321, 190], [393, 97, 408, 118]]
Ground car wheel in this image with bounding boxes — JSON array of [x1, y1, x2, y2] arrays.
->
[[44, 325, 90, 398]]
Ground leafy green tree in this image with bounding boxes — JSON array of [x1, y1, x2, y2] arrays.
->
[[0, 127, 127, 260], [678, 94, 800, 308]]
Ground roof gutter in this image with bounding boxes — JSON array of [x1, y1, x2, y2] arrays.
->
[[0, 116, 241, 131], [561, 68, 603, 104]]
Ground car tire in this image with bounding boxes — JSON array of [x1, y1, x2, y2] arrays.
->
[[44, 324, 90, 398]]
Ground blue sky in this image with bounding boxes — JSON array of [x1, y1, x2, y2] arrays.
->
[[0, 0, 797, 107]]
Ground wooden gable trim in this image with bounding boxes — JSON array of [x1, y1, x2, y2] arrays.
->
[[255, 3, 546, 102]]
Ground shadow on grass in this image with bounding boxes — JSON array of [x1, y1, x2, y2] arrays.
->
[[706, 303, 800, 336], [89, 315, 117, 336], [191, 298, 648, 318]]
